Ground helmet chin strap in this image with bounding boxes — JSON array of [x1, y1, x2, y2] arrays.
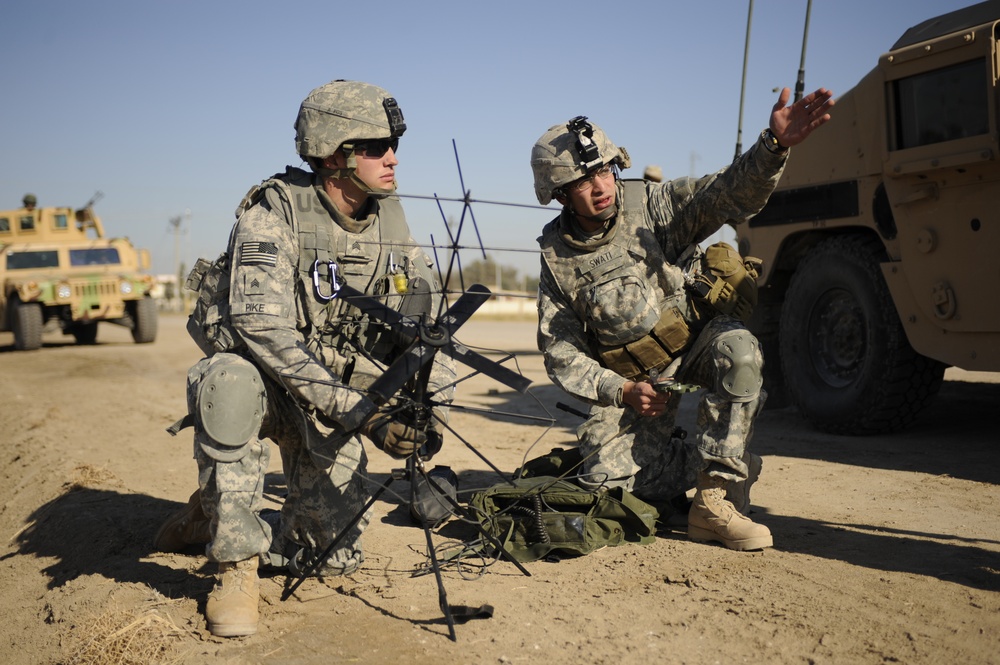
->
[[313, 150, 396, 199], [570, 201, 618, 225], [346, 171, 396, 200]]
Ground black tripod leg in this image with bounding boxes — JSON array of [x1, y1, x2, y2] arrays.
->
[[411, 456, 458, 641], [421, 471, 532, 578], [280, 476, 395, 601]]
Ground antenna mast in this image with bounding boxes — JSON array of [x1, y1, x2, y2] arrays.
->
[[734, 0, 754, 161], [794, 0, 814, 103]]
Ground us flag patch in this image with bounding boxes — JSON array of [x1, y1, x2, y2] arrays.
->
[[240, 241, 278, 267]]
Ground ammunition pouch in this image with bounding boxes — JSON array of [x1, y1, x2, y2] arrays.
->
[[371, 274, 433, 356], [597, 306, 691, 380], [687, 242, 762, 323], [185, 253, 245, 357]]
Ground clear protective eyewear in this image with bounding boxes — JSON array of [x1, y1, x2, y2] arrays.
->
[[566, 165, 614, 194]]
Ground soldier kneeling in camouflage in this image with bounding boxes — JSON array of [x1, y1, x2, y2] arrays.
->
[[530, 87, 833, 551], [155, 80, 453, 637]]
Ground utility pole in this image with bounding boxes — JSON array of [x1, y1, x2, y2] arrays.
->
[[168, 210, 191, 310], [169, 215, 182, 307]]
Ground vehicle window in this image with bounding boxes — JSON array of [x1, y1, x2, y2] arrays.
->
[[0, 218, 9, 233], [6, 250, 59, 270], [69, 247, 121, 266], [20, 215, 35, 231], [892, 58, 988, 150], [54, 214, 68, 229]]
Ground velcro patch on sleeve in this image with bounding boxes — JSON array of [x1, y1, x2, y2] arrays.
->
[[240, 241, 278, 267]]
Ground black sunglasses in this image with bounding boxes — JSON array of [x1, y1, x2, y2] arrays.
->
[[352, 137, 399, 158]]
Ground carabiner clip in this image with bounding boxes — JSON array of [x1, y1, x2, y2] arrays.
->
[[311, 259, 341, 302]]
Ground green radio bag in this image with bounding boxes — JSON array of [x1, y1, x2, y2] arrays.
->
[[469, 475, 659, 563]]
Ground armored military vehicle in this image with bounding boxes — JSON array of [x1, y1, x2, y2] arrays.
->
[[736, 2, 1000, 434], [0, 198, 158, 350]]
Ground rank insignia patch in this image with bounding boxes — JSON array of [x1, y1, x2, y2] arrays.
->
[[244, 273, 265, 296], [240, 241, 278, 267]]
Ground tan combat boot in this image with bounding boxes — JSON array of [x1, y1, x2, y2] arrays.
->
[[206, 557, 260, 637], [725, 452, 762, 516], [153, 490, 211, 552], [688, 473, 772, 551]]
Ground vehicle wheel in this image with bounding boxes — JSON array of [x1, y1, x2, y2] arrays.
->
[[12, 299, 44, 351], [130, 296, 158, 344], [779, 235, 945, 434], [72, 322, 99, 345]]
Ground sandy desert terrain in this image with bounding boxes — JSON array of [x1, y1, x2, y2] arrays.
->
[[1, 313, 998, 664]]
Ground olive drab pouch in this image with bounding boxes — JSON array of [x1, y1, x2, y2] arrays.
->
[[597, 305, 691, 381], [469, 476, 659, 563], [686, 242, 762, 322], [514, 446, 586, 479], [185, 253, 244, 357]]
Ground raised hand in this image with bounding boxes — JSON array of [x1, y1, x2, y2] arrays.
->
[[769, 86, 835, 148]]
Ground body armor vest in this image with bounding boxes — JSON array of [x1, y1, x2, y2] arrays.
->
[[539, 180, 693, 380], [178, 169, 433, 441], [256, 167, 414, 364]]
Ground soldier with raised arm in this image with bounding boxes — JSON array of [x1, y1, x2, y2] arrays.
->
[[530, 87, 833, 551]]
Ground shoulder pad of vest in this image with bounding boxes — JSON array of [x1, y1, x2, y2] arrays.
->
[[537, 216, 562, 247], [620, 179, 647, 208], [235, 184, 265, 219], [234, 167, 310, 219], [375, 196, 411, 243], [280, 165, 313, 186], [377, 195, 403, 215]]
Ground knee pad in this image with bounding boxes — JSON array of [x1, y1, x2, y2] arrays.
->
[[713, 332, 762, 402], [189, 354, 267, 461]]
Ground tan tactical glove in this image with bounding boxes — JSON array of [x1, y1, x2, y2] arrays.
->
[[361, 409, 427, 459]]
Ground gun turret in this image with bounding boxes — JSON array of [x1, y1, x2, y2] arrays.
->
[[74, 191, 105, 236]]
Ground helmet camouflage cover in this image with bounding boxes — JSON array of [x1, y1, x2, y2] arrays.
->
[[294, 80, 406, 158], [22, 193, 37, 207], [530, 116, 630, 205]]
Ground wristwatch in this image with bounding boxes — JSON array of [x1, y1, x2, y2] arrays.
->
[[761, 128, 788, 154]]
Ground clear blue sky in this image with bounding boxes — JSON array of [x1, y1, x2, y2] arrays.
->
[[0, 0, 972, 278]]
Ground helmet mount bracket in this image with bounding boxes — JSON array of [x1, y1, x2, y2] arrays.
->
[[567, 116, 604, 171], [383, 98, 407, 138]]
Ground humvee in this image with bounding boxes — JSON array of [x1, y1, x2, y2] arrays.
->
[[737, 1, 1000, 434], [0, 199, 158, 350]]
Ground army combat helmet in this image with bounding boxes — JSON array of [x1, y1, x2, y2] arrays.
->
[[294, 79, 407, 196], [530, 116, 630, 206], [22, 193, 37, 208]]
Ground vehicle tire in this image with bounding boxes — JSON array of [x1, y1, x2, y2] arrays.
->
[[72, 322, 99, 345], [12, 299, 44, 351], [779, 235, 945, 435], [130, 296, 158, 344]]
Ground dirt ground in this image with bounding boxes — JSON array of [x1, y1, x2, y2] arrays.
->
[[1, 312, 998, 664]]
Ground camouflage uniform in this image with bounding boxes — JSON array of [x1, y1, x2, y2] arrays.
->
[[192, 170, 454, 573], [536, 135, 784, 502]]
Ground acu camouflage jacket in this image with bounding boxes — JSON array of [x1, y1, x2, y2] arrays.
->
[[536, 136, 785, 408]]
